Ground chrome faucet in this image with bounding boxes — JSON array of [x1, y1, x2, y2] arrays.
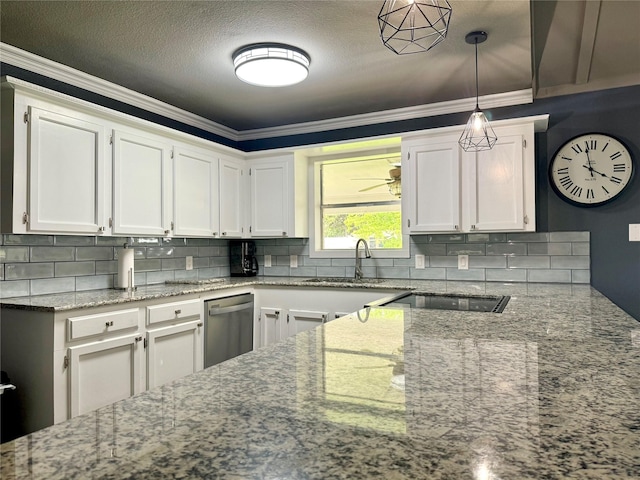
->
[[354, 238, 371, 280]]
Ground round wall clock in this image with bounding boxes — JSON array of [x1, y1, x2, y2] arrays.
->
[[549, 133, 634, 206]]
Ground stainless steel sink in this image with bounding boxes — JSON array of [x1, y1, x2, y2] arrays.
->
[[302, 277, 383, 284]]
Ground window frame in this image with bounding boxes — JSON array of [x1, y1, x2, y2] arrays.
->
[[308, 147, 409, 259]]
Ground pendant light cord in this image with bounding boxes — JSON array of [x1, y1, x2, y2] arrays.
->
[[474, 40, 479, 111]]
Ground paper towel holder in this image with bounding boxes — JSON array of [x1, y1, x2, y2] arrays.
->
[[115, 242, 137, 292]]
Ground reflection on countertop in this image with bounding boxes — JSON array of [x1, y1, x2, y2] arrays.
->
[[1, 283, 638, 479]]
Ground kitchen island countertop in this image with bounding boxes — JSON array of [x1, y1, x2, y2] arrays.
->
[[1, 280, 638, 479]]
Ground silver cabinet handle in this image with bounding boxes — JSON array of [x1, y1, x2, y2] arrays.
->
[[0, 384, 16, 393], [164, 230, 170, 235], [212, 232, 218, 236], [105, 321, 114, 327], [98, 226, 105, 232]]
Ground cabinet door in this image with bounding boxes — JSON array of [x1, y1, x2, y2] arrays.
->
[[288, 309, 327, 336], [405, 138, 461, 233], [463, 133, 525, 231], [112, 130, 172, 236], [68, 333, 143, 418], [218, 157, 244, 238], [173, 147, 219, 237], [250, 160, 289, 237], [146, 320, 203, 389], [260, 307, 282, 347], [27, 106, 106, 234]]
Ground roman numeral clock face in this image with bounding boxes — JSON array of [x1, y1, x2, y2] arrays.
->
[[550, 133, 634, 206]]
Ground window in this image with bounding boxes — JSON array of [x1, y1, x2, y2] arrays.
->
[[308, 138, 408, 258]]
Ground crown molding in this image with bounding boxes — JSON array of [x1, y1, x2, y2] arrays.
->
[[1, 42, 533, 144], [237, 89, 533, 141], [0, 42, 239, 140]]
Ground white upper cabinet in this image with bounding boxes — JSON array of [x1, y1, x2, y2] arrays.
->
[[249, 157, 289, 237], [247, 153, 308, 238], [219, 156, 245, 238], [112, 130, 172, 236], [403, 118, 541, 234], [173, 146, 219, 237], [27, 106, 108, 234], [404, 134, 461, 233], [462, 130, 526, 232]]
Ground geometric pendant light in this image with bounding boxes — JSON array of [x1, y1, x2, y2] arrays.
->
[[458, 31, 498, 151], [378, 0, 453, 55]]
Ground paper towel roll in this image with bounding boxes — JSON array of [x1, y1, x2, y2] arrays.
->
[[117, 245, 135, 290]]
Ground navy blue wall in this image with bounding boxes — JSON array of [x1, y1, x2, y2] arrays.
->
[[2, 62, 639, 319], [541, 88, 640, 321]]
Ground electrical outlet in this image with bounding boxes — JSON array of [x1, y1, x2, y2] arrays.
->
[[630, 224, 640, 242], [264, 255, 272, 268], [290, 255, 298, 268], [458, 254, 469, 270], [185, 256, 193, 271], [415, 254, 425, 269]]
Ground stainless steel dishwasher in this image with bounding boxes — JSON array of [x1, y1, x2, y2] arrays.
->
[[204, 293, 254, 368]]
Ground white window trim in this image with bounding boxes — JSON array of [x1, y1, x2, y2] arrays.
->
[[308, 156, 409, 259]]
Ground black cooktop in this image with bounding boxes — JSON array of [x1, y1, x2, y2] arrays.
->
[[369, 292, 510, 313]]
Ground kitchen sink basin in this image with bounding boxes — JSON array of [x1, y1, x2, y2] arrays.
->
[[303, 277, 383, 284]]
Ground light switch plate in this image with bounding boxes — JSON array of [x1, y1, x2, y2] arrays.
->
[[415, 254, 425, 269], [630, 224, 640, 242], [264, 255, 272, 268], [290, 255, 298, 268], [458, 254, 469, 270], [185, 256, 193, 271]]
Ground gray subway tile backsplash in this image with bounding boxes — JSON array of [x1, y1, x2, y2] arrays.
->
[[486, 243, 528, 256], [0, 246, 30, 263], [5, 263, 54, 280], [30, 246, 75, 262], [30, 277, 76, 296], [0, 231, 592, 298]]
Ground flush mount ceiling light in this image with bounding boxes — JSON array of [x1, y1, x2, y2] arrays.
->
[[378, 0, 452, 55], [233, 43, 310, 87], [459, 31, 498, 152]]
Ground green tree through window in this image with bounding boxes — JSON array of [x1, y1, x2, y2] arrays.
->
[[320, 155, 402, 250]]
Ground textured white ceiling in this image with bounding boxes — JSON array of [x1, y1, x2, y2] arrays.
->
[[1, 1, 638, 132]]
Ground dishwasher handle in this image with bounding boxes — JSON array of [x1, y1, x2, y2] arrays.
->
[[208, 301, 254, 316]]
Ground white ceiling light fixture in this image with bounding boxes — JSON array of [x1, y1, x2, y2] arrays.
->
[[233, 43, 310, 87], [459, 31, 498, 152], [378, 0, 452, 55]]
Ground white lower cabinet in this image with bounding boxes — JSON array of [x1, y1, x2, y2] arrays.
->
[[0, 295, 204, 437], [146, 320, 203, 389], [146, 298, 203, 389], [260, 307, 283, 347], [288, 309, 328, 336], [255, 287, 399, 348], [67, 332, 144, 418]]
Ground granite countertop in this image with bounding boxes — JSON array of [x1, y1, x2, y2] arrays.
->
[[1, 281, 639, 479], [0, 275, 601, 312], [0, 276, 413, 311]]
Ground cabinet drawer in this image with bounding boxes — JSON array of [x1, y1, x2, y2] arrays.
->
[[147, 299, 201, 325], [68, 308, 139, 341]]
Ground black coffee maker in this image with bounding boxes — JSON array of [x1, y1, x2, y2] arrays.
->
[[229, 240, 259, 277]]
